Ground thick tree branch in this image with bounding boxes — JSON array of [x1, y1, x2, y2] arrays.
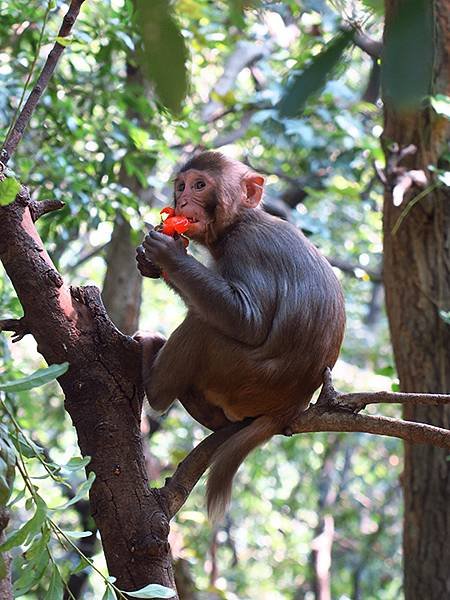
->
[[1, 0, 86, 164], [0, 195, 177, 593], [161, 421, 249, 518]]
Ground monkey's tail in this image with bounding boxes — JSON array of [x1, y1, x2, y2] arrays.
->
[[206, 415, 280, 523]]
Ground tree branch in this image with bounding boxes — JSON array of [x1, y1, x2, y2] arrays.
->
[[0, 318, 31, 343], [161, 421, 249, 519], [162, 371, 450, 520], [1, 0, 86, 164], [333, 390, 450, 411], [290, 407, 450, 449], [352, 31, 383, 59]]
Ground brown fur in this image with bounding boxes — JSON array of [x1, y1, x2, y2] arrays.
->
[[137, 152, 346, 521]]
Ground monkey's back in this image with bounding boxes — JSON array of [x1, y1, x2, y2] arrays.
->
[[197, 209, 345, 420]]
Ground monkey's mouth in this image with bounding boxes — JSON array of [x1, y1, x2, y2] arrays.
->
[[186, 217, 199, 224]]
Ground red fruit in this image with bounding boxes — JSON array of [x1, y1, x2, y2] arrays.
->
[[161, 215, 189, 235], [160, 207, 175, 218]]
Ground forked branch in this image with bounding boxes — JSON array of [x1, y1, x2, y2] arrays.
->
[[162, 369, 450, 517]]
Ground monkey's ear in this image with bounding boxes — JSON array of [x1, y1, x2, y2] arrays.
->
[[242, 174, 265, 208]]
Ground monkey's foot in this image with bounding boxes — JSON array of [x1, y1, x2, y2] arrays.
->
[[316, 367, 340, 409], [133, 331, 166, 373], [315, 368, 363, 414]]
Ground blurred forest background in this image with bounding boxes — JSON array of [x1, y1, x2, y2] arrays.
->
[[0, 0, 448, 599]]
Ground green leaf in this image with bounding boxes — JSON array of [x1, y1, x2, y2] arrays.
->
[[15, 526, 51, 595], [382, 0, 433, 109], [52, 471, 95, 509], [102, 585, 117, 600], [47, 564, 64, 600], [228, 0, 259, 27], [361, 0, 384, 14], [431, 95, 450, 120], [0, 363, 69, 392], [71, 556, 90, 574], [0, 177, 21, 206], [134, 0, 188, 113], [61, 530, 92, 539], [0, 555, 6, 580], [56, 36, 72, 47], [7, 487, 26, 508], [278, 30, 354, 117], [63, 456, 91, 472], [125, 583, 177, 598], [0, 496, 47, 551]]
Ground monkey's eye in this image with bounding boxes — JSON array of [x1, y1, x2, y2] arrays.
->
[[176, 182, 185, 193], [194, 180, 206, 190]]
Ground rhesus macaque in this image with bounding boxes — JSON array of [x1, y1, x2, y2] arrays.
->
[[135, 152, 345, 521]]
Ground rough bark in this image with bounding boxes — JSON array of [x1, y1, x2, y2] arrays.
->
[[0, 195, 177, 596], [382, 1, 450, 598]]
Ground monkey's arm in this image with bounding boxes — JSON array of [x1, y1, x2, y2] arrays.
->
[[170, 254, 271, 345], [142, 231, 272, 345]]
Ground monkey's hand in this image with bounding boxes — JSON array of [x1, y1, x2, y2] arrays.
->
[[136, 244, 162, 278], [142, 230, 187, 270]]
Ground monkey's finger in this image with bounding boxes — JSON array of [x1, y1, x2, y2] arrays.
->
[[136, 246, 156, 264], [148, 230, 171, 243], [143, 236, 170, 253]]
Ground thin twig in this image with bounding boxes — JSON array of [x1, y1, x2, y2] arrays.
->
[[1, 0, 86, 164], [3, 1, 53, 150], [334, 390, 450, 411], [391, 183, 437, 235]]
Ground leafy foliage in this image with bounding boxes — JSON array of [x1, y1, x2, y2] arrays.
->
[[134, 0, 189, 113], [0, 177, 21, 206], [382, 0, 434, 108], [278, 29, 354, 117]]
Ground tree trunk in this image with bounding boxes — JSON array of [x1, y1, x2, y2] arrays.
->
[[0, 197, 178, 597], [102, 214, 142, 335], [382, 2, 450, 598]]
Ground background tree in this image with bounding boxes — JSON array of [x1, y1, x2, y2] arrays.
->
[[382, 1, 450, 598]]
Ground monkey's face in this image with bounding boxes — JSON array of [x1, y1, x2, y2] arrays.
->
[[173, 163, 265, 245], [173, 168, 218, 241]]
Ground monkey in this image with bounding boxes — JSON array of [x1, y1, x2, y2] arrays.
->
[[135, 151, 346, 521]]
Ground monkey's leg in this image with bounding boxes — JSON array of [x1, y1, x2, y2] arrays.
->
[[180, 388, 234, 431], [134, 331, 167, 387], [144, 319, 201, 414]]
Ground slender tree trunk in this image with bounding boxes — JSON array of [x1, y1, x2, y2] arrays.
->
[[382, 2, 450, 598], [102, 214, 142, 335], [102, 63, 151, 336]]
